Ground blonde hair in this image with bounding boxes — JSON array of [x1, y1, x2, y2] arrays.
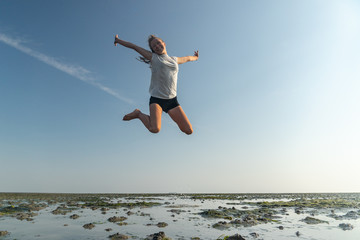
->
[[137, 35, 164, 64]]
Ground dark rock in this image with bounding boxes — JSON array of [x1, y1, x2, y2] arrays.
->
[[157, 222, 168, 228], [168, 209, 185, 215], [344, 211, 359, 220], [15, 212, 37, 221], [212, 221, 231, 229], [329, 210, 359, 220], [295, 208, 303, 214], [250, 232, 259, 238], [301, 216, 328, 224], [278, 226, 284, 230], [296, 231, 301, 237], [108, 232, 129, 240], [126, 211, 134, 216], [70, 214, 80, 219], [230, 215, 258, 227], [0, 231, 9, 237], [339, 223, 354, 231], [146, 231, 171, 240], [83, 223, 95, 229], [105, 228, 113, 232], [108, 216, 127, 222], [227, 233, 245, 240], [51, 205, 74, 215]]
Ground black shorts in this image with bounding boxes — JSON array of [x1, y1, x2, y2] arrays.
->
[[149, 96, 180, 113]]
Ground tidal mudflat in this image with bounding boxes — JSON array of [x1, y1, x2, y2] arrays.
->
[[1, 193, 360, 239]]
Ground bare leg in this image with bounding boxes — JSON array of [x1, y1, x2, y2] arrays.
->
[[123, 104, 162, 133], [168, 106, 193, 135]]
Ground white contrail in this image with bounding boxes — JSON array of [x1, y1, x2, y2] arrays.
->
[[0, 33, 135, 105]]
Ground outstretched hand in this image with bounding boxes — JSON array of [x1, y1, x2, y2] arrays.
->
[[194, 50, 199, 59]]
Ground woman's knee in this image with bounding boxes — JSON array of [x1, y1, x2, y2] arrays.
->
[[182, 125, 193, 135], [149, 126, 161, 134]]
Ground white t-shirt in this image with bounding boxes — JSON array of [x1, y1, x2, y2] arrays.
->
[[149, 53, 178, 99]]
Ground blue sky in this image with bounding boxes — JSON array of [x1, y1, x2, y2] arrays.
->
[[1, 0, 359, 193]]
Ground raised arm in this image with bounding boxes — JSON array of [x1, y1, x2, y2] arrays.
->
[[114, 35, 152, 61], [177, 50, 199, 65]]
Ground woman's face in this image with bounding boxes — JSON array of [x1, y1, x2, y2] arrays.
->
[[150, 38, 166, 55]]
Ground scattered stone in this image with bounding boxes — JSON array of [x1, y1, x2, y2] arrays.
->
[[329, 210, 360, 220], [230, 215, 259, 227], [339, 223, 354, 231], [343, 211, 359, 220], [227, 233, 246, 240], [167, 209, 185, 215], [0, 231, 9, 236], [108, 232, 129, 240], [83, 223, 95, 230], [15, 212, 37, 221], [301, 216, 328, 224], [70, 214, 80, 219], [146, 231, 171, 240], [296, 231, 301, 237], [141, 212, 151, 217], [105, 228, 113, 232], [64, 224, 68, 226], [157, 222, 168, 228], [108, 216, 127, 223], [126, 211, 134, 216], [278, 226, 284, 230], [295, 208, 303, 214], [250, 232, 259, 238], [212, 221, 231, 229]]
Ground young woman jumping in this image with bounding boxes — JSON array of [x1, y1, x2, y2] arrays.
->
[[114, 34, 199, 135]]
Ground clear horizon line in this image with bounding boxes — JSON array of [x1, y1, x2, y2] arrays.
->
[[0, 33, 135, 105]]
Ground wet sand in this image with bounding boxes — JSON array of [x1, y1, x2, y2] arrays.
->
[[0, 193, 360, 239]]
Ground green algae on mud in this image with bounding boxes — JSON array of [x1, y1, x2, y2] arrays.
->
[[199, 207, 280, 227], [82, 200, 161, 209], [251, 198, 360, 209], [301, 216, 329, 224]]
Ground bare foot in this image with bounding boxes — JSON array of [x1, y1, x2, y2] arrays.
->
[[123, 109, 141, 121]]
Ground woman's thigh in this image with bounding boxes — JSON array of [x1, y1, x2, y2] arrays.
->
[[149, 103, 163, 131]]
